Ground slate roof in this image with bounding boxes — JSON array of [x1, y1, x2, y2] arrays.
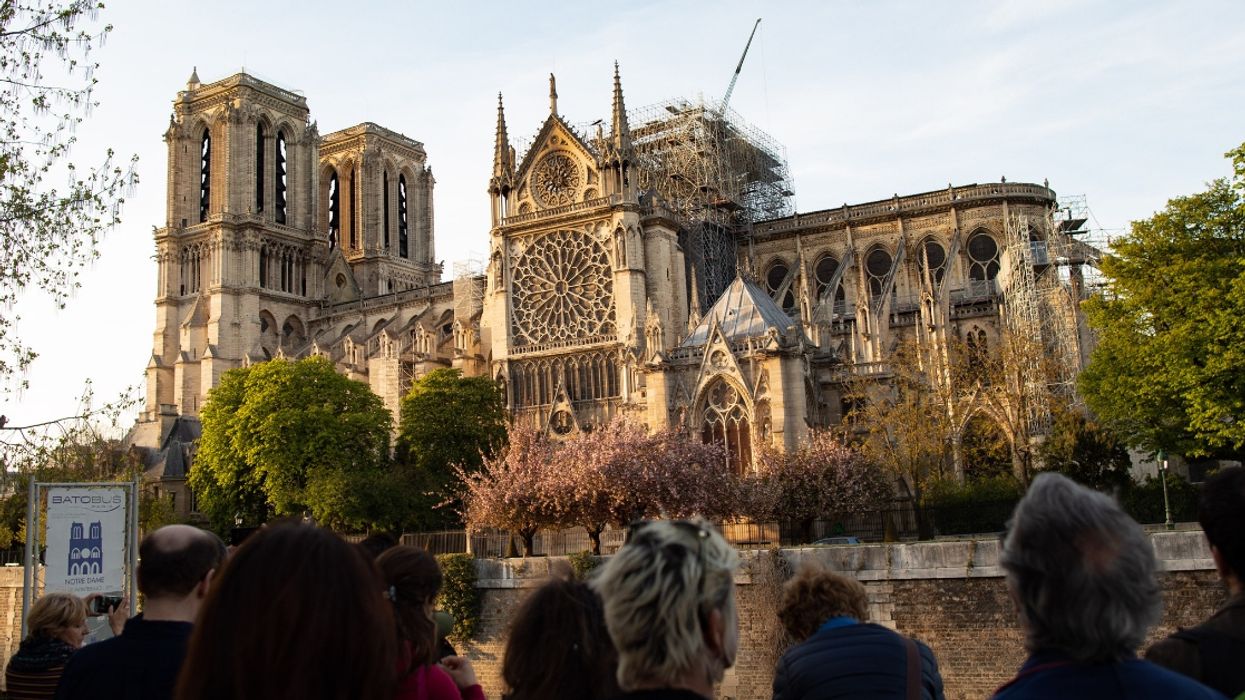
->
[[681, 276, 795, 347]]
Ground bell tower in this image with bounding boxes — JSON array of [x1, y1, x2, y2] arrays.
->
[[144, 71, 322, 424]]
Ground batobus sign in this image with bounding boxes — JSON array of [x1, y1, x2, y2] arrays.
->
[[44, 488, 127, 595]]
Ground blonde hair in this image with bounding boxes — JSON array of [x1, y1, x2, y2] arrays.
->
[[26, 592, 87, 641], [592, 519, 739, 690]]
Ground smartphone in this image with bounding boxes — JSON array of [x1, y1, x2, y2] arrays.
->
[[91, 594, 123, 615]]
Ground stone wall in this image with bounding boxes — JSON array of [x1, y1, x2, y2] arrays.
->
[[460, 531, 1226, 700]]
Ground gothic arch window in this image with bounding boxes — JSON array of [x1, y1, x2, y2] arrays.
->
[[919, 238, 947, 285], [967, 232, 1000, 281], [966, 325, 989, 377], [813, 253, 846, 309], [327, 169, 340, 249], [259, 245, 268, 288], [383, 171, 390, 250], [764, 259, 796, 315], [700, 378, 753, 476], [255, 122, 265, 213], [199, 128, 211, 223], [398, 174, 409, 258], [866, 247, 893, 298], [349, 165, 359, 249], [275, 130, 288, 224]]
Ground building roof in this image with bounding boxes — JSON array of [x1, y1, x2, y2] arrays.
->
[[681, 276, 794, 347]]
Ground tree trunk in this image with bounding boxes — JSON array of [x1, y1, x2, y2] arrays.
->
[[587, 526, 603, 556], [520, 528, 537, 557]]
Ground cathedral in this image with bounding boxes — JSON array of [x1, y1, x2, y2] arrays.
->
[[129, 69, 1097, 517]]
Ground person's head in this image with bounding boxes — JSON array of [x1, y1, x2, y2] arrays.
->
[[137, 524, 226, 605], [1198, 466, 1245, 587], [1000, 472, 1160, 662], [376, 545, 442, 670], [26, 592, 88, 647], [175, 522, 396, 700], [502, 577, 619, 700], [356, 532, 398, 561], [592, 519, 740, 692], [777, 564, 868, 642]]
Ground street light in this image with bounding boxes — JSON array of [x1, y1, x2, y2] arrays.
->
[[1158, 450, 1174, 531]]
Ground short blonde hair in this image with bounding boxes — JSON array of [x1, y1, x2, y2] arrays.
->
[[26, 592, 87, 641], [778, 564, 868, 641], [592, 519, 739, 690]]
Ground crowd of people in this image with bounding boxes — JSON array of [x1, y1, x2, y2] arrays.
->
[[5, 467, 1245, 700]]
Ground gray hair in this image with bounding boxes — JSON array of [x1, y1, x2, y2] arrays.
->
[[1000, 472, 1161, 662], [591, 519, 740, 690]]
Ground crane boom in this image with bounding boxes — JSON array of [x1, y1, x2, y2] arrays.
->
[[721, 18, 762, 112]]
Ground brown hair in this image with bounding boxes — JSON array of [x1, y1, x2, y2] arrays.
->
[[502, 577, 619, 700], [376, 545, 441, 671], [174, 522, 396, 700], [777, 564, 868, 642], [26, 592, 86, 641]]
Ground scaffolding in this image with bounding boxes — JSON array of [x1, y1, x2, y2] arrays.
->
[[624, 97, 794, 307], [452, 257, 486, 321]]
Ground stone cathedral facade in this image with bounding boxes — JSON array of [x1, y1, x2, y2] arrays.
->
[[131, 69, 1094, 516]]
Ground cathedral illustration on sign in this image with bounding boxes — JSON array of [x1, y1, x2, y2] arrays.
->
[[68, 521, 103, 576], [128, 68, 1099, 516]]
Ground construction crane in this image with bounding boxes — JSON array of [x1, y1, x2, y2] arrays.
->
[[721, 18, 762, 112]]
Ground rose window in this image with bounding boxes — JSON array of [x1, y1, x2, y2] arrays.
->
[[511, 230, 615, 347], [532, 153, 581, 208]]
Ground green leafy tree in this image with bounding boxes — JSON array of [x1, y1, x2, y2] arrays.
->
[[0, 1, 138, 390], [191, 357, 395, 532], [395, 368, 507, 530], [1037, 409, 1133, 492], [1081, 142, 1245, 458]]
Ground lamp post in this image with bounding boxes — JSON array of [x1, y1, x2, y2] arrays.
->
[[1158, 450, 1174, 531]]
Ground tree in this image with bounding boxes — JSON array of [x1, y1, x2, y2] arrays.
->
[[1080, 142, 1245, 458], [752, 430, 891, 542], [458, 424, 557, 556], [191, 357, 395, 532], [395, 368, 507, 529], [0, 2, 138, 390], [1037, 408, 1132, 492]]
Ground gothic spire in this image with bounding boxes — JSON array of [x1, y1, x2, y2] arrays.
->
[[549, 73, 558, 115], [610, 61, 633, 160], [492, 92, 513, 186], [187, 66, 201, 90]]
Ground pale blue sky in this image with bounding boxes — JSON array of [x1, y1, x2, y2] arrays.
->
[[5, 0, 1245, 428]]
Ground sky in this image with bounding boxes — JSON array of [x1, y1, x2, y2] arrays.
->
[[4, 0, 1245, 431]]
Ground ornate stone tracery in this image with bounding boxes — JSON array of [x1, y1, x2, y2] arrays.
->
[[531, 152, 581, 208], [510, 229, 615, 348]]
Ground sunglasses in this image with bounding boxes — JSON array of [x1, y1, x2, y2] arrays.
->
[[627, 519, 712, 601]]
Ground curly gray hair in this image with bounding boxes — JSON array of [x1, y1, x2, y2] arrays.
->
[[1001, 472, 1161, 662], [591, 519, 740, 690]]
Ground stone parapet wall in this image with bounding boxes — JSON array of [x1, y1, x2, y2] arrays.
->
[[461, 531, 1225, 700]]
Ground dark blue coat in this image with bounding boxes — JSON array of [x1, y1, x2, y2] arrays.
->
[[772, 622, 945, 700], [991, 650, 1228, 700], [54, 614, 193, 700]]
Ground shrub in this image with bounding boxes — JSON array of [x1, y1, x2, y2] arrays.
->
[[435, 553, 481, 641]]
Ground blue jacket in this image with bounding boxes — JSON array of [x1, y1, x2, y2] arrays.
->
[[772, 621, 945, 700], [991, 650, 1229, 700]]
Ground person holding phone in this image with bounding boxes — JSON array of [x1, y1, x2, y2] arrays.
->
[[55, 525, 225, 700], [6, 591, 123, 700]]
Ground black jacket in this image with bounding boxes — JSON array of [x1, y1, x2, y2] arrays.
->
[[773, 622, 945, 700], [54, 614, 193, 700]]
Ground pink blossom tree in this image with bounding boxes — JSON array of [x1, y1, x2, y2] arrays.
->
[[457, 424, 558, 556]]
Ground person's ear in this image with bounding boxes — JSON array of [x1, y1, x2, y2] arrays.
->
[[704, 607, 726, 658], [197, 568, 216, 599]]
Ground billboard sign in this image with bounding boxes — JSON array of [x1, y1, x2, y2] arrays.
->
[[43, 488, 127, 596]]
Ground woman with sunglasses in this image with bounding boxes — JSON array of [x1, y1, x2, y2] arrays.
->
[[592, 519, 740, 700]]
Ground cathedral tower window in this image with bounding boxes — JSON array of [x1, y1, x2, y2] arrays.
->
[[813, 253, 846, 311], [866, 248, 892, 298], [764, 259, 796, 315], [398, 174, 409, 258], [255, 123, 265, 213], [383, 171, 390, 249], [259, 245, 267, 288], [349, 166, 358, 249], [700, 378, 753, 475], [275, 130, 288, 224], [967, 233, 1000, 282], [327, 169, 340, 249], [199, 129, 211, 223]]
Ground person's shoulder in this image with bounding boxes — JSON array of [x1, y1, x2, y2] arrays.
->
[[1129, 658, 1229, 697]]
